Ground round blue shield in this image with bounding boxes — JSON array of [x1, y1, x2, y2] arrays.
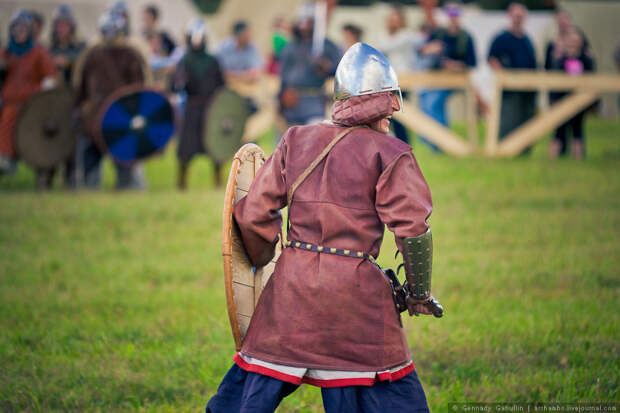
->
[[99, 89, 174, 162]]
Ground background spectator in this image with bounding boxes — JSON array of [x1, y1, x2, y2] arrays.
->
[[216, 20, 263, 83], [418, 2, 476, 152], [342, 23, 362, 50], [488, 2, 537, 153], [376, 5, 422, 72], [278, 4, 341, 127], [377, 6, 424, 144], [545, 26, 595, 160], [614, 42, 620, 117], [267, 16, 290, 75], [142, 4, 176, 57]]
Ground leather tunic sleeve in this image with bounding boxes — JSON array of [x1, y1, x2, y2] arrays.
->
[[375, 151, 432, 252], [233, 131, 290, 267]]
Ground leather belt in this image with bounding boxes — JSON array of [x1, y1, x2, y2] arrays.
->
[[285, 240, 377, 265]]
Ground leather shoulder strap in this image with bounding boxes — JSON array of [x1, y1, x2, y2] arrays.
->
[[287, 125, 361, 206]]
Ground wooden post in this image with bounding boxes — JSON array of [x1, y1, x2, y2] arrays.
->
[[395, 101, 473, 156], [465, 79, 478, 151], [496, 91, 599, 157], [484, 71, 502, 156]]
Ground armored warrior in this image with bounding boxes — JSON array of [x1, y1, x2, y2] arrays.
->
[[172, 19, 225, 189], [49, 5, 86, 86], [0, 10, 56, 182], [76, 6, 147, 189], [208, 43, 442, 413]]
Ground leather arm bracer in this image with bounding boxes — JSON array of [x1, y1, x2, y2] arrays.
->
[[401, 230, 443, 318]]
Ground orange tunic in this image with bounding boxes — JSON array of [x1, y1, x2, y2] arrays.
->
[[0, 45, 56, 157]]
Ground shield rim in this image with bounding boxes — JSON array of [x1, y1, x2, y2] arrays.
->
[[222, 143, 271, 351], [204, 88, 252, 164], [14, 86, 76, 169], [94, 84, 175, 164]]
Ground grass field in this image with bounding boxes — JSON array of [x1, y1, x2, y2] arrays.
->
[[1, 119, 619, 412]]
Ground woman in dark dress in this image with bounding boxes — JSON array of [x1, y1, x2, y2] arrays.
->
[[172, 19, 224, 189], [545, 19, 595, 160]]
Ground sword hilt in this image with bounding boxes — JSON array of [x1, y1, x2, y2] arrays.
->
[[426, 297, 444, 318]]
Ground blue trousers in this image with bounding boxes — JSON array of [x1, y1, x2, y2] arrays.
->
[[206, 364, 430, 413], [419, 89, 453, 152]]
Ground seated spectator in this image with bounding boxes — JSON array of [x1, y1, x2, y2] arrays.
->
[[418, 2, 476, 152], [216, 21, 263, 83], [488, 2, 537, 154], [342, 23, 362, 50], [545, 26, 595, 160]]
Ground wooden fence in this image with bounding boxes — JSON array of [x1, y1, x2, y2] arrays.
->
[[229, 70, 620, 157]]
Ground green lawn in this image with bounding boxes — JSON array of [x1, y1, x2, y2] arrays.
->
[[1, 119, 619, 412]]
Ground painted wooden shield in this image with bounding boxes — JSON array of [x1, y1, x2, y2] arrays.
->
[[15, 87, 76, 169], [204, 88, 252, 164], [222, 143, 283, 351], [96, 86, 175, 163]]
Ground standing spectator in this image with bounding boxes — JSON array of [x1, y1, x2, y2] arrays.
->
[[142, 4, 176, 57], [278, 3, 341, 127], [266, 17, 290, 75], [376, 6, 422, 72], [0, 10, 56, 184], [419, 0, 440, 35], [418, 2, 476, 152], [545, 26, 594, 160], [614, 43, 620, 113], [488, 2, 537, 152], [341, 23, 362, 51], [377, 6, 424, 144], [545, 9, 590, 60], [216, 21, 263, 83], [172, 19, 225, 189]]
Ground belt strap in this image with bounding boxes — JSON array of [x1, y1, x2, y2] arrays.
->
[[286, 239, 377, 265]]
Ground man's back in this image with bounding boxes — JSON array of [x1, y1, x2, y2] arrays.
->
[[234, 122, 432, 371]]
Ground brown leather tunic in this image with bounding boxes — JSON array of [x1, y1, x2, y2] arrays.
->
[[234, 122, 432, 371]]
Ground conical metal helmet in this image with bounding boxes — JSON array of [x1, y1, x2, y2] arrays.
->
[[333, 42, 402, 108]]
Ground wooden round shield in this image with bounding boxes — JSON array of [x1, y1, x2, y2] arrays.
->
[[205, 88, 252, 164], [96, 85, 175, 163], [15, 87, 75, 169], [222, 144, 283, 351]]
